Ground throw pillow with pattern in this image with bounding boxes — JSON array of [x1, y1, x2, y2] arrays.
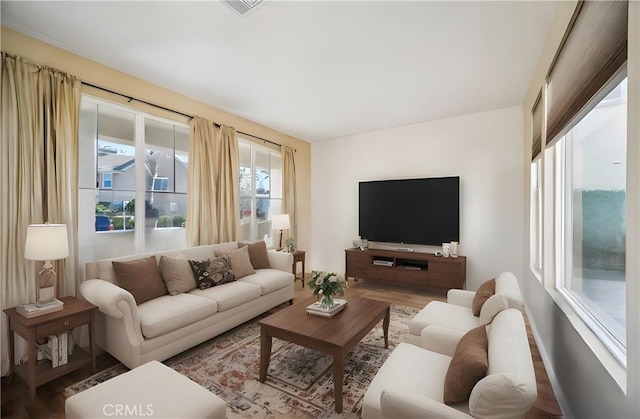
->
[[189, 256, 236, 289]]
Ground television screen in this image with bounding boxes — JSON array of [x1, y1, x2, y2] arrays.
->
[[359, 176, 460, 246]]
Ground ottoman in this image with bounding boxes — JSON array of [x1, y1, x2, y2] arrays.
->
[[65, 360, 227, 419]]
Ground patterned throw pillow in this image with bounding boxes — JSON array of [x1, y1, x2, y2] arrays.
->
[[189, 256, 236, 289]]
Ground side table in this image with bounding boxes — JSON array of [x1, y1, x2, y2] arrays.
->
[[291, 250, 306, 287], [4, 295, 98, 401]]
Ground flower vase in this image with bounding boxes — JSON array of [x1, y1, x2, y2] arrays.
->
[[320, 294, 334, 311]]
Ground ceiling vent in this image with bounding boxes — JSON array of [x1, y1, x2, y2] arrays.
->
[[224, 0, 266, 16]]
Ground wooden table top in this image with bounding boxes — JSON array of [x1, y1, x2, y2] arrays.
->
[[259, 295, 390, 349]]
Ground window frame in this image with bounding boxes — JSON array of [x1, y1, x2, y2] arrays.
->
[[552, 71, 628, 367]]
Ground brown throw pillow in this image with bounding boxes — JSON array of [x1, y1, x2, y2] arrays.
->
[[215, 246, 256, 279], [112, 256, 168, 305], [238, 241, 271, 269], [189, 256, 236, 289], [443, 326, 489, 405], [472, 278, 496, 316], [159, 255, 197, 295]]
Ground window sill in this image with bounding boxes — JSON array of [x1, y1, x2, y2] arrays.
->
[[547, 287, 627, 393]]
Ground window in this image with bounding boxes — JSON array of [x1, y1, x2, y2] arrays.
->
[[78, 96, 189, 260], [102, 172, 113, 189], [555, 75, 627, 362], [239, 140, 282, 245]]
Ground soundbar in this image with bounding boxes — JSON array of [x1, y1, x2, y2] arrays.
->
[[395, 247, 415, 252]]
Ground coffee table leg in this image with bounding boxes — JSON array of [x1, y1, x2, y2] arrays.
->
[[259, 325, 272, 382], [383, 306, 390, 348], [333, 353, 345, 413]]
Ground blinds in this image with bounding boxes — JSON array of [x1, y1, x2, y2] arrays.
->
[[546, 0, 628, 145], [531, 90, 543, 161]]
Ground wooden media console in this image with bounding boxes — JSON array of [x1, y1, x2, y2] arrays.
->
[[345, 248, 466, 290]]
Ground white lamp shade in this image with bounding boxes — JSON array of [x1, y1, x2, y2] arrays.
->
[[271, 214, 290, 231], [24, 224, 69, 261]]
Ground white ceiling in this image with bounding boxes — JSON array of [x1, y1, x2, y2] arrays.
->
[[1, 1, 555, 142]]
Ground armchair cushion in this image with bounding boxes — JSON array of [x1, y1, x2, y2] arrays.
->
[[239, 240, 271, 269], [472, 278, 495, 316], [112, 256, 168, 305], [443, 326, 489, 404], [215, 246, 256, 279], [478, 294, 509, 325]]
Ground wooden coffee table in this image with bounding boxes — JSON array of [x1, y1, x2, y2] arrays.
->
[[258, 295, 390, 413]]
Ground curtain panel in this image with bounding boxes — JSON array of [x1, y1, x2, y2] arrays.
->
[[187, 117, 239, 246], [282, 146, 297, 242], [1, 53, 80, 376]]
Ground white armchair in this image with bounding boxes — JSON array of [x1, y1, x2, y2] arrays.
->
[[363, 309, 537, 419], [406, 271, 523, 345]]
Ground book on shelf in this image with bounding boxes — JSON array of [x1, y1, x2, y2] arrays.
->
[[59, 331, 68, 366], [47, 334, 59, 368], [17, 298, 64, 318]]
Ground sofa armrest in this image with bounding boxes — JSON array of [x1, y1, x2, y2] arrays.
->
[[80, 279, 137, 319], [420, 325, 466, 356], [446, 289, 476, 307], [267, 250, 294, 273], [381, 386, 473, 419]]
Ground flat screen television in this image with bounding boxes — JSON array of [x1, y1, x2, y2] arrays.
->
[[359, 176, 460, 246]]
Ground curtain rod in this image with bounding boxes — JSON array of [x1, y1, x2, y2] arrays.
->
[[82, 81, 293, 150]]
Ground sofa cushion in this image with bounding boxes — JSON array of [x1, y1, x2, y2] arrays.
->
[[137, 293, 218, 339], [189, 281, 262, 312], [409, 301, 480, 336], [443, 325, 489, 405], [189, 256, 236, 289], [159, 255, 197, 295], [362, 342, 460, 419], [472, 278, 496, 316], [478, 294, 509, 325], [215, 246, 256, 279], [238, 269, 293, 295], [96, 260, 119, 284], [112, 256, 168, 305], [238, 241, 271, 269]]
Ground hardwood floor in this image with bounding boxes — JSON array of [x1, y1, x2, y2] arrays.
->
[[1, 277, 560, 418]]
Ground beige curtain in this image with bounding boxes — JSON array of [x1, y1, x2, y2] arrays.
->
[[187, 117, 219, 246], [187, 118, 239, 245], [216, 125, 239, 242], [1, 53, 80, 376], [282, 146, 297, 242]]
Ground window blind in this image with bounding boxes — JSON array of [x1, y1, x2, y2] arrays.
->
[[546, 0, 628, 145]]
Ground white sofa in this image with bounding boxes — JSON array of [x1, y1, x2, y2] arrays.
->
[[80, 242, 294, 369], [363, 308, 537, 419], [406, 271, 523, 345]]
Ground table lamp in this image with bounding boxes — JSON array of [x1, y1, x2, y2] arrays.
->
[[24, 223, 69, 306], [271, 214, 290, 250]]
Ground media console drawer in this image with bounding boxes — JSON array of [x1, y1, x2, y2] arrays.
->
[[345, 248, 466, 291]]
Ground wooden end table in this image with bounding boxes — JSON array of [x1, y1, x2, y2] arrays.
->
[[258, 296, 390, 413], [4, 296, 98, 401], [291, 249, 306, 287]]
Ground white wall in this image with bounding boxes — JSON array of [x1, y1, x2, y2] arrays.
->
[[310, 105, 524, 291]]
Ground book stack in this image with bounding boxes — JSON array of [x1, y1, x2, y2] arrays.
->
[[306, 299, 348, 318], [44, 332, 70, 367], [17, 299, 64, 318]]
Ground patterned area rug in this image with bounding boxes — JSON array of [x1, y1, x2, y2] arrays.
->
[[65, 304, 419, 418]]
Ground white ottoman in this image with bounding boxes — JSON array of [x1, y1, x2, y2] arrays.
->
[[65, 360, 227, 419]]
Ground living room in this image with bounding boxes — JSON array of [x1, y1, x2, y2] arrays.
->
[[1, 1, 639, 418]]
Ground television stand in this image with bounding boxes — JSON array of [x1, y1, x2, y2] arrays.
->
[[345, 248, 466, 291]]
